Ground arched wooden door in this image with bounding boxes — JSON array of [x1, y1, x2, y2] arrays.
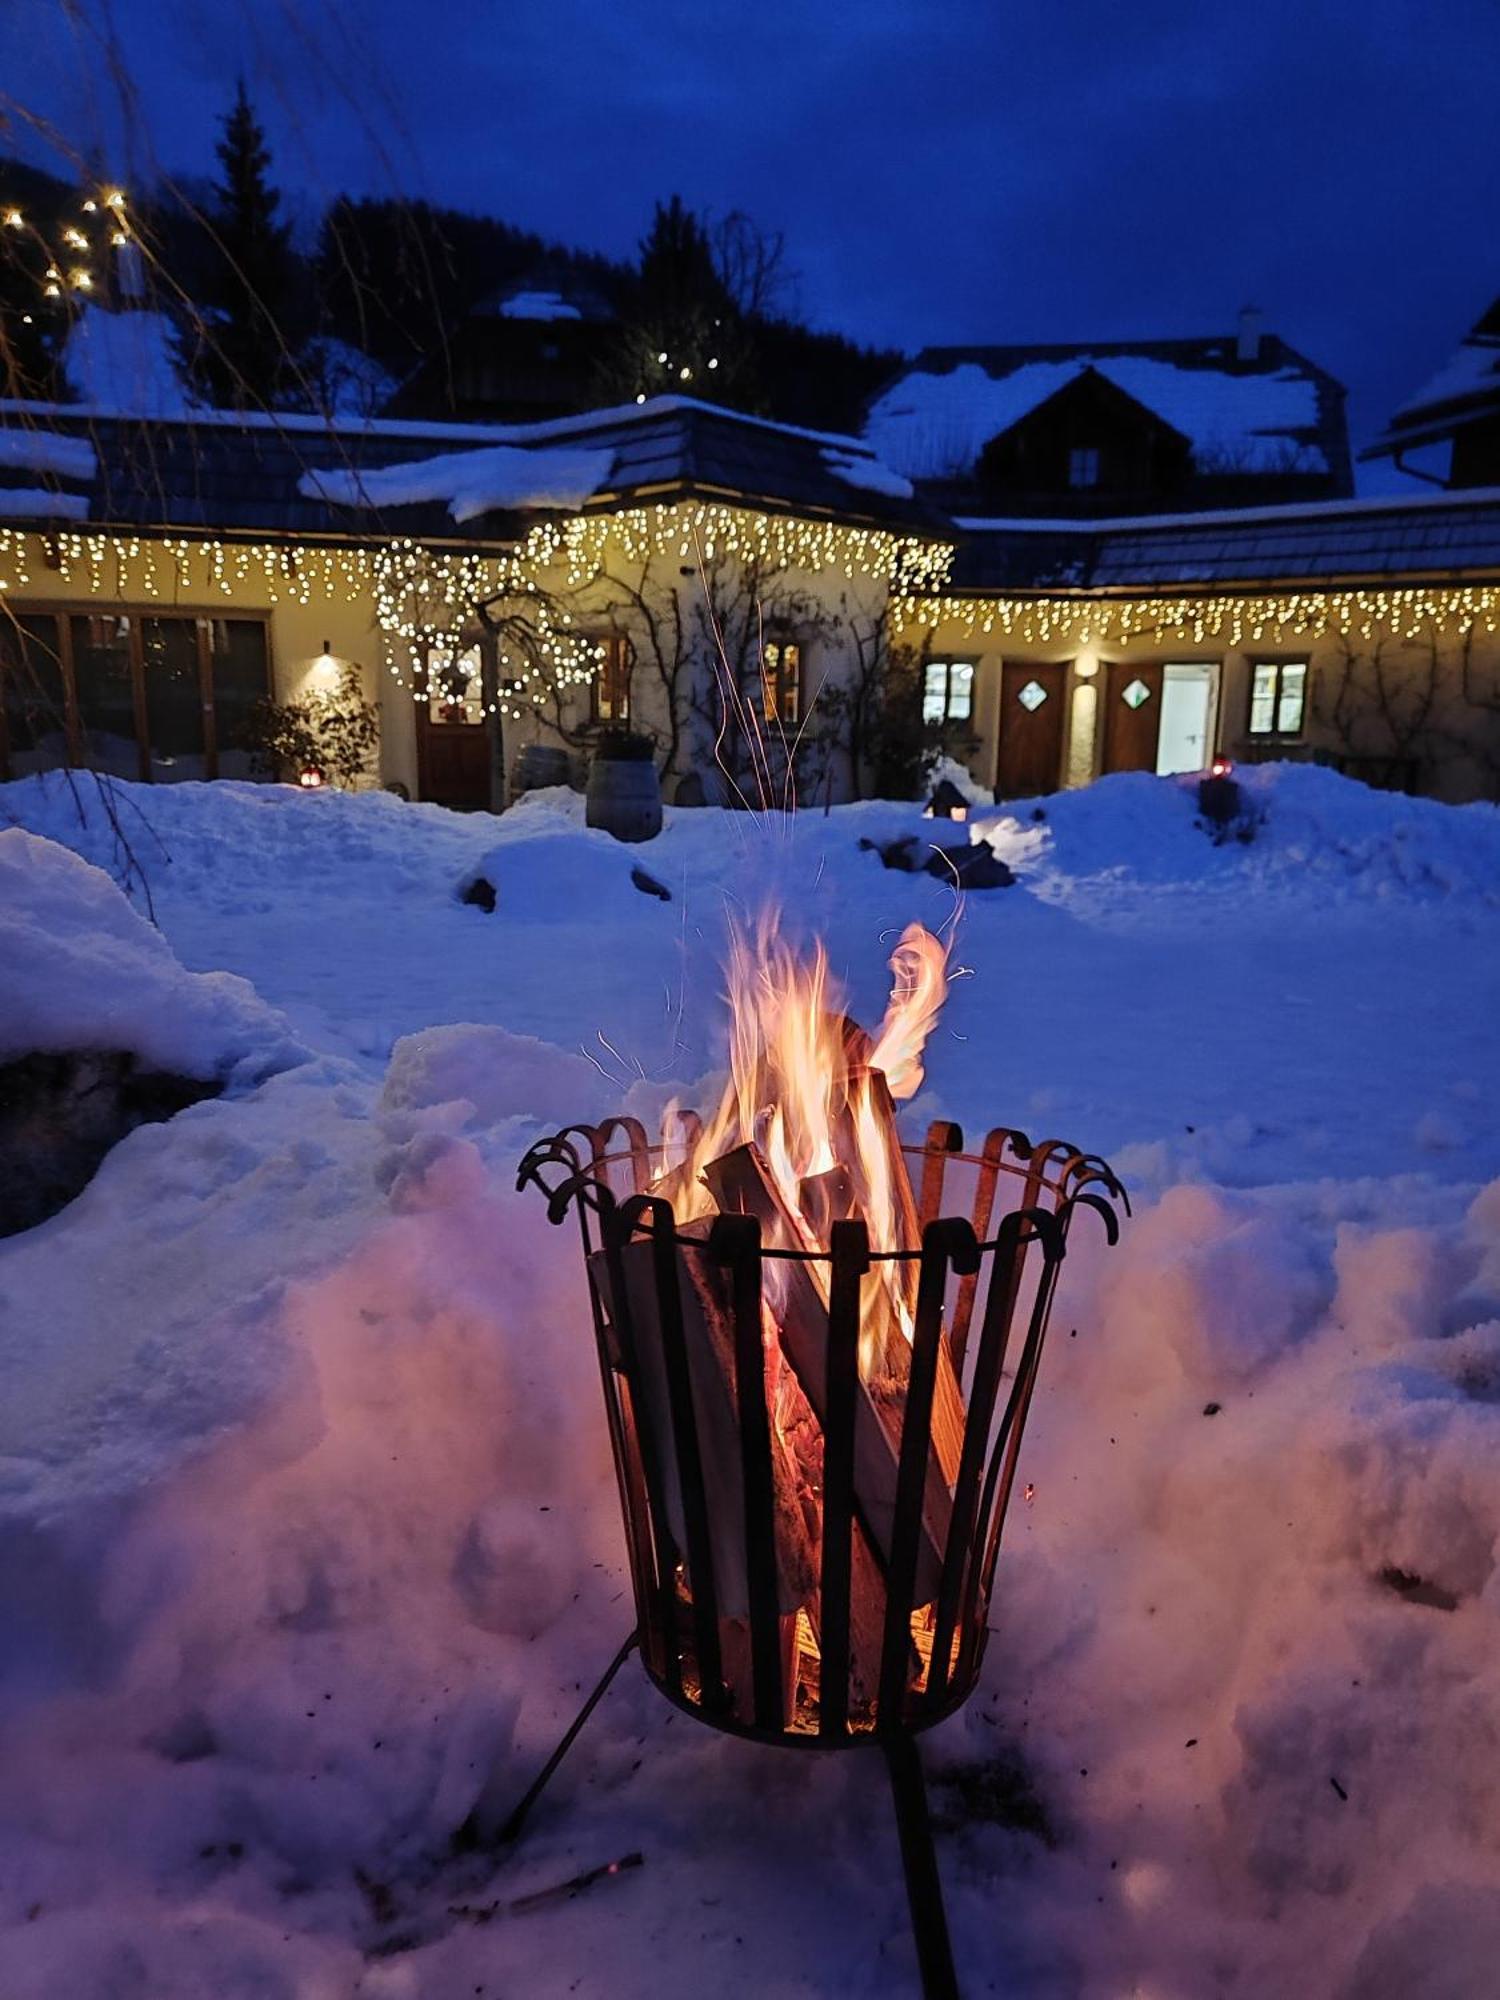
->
[[1102, 660, 1164, 773], [995, 661, 1067, 799]]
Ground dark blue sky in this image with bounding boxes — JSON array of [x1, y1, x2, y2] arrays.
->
[[4, 0, 1498, 473]]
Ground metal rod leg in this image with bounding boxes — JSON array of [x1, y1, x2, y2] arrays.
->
[[883, 1734, 960, 2000], [496, 1630, 639, 1847]]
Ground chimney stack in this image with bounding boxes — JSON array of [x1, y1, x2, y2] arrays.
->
[[1237, 305, 1264, 364]]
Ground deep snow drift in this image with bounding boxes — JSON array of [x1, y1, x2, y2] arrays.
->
[[1, 764, 1498, 1998]]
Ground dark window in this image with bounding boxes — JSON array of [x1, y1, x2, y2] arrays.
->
[[1068, 446, 1101, 490], [762, 638, 801, 725], [0, 613, 70, 773], [592, 634, 632, 724], [923, 658, 975, 727], [1248, 660, 1307, 738], [71, 614, 139, 777], [209, 619, 271, 778], [0, 607, 270, 782]]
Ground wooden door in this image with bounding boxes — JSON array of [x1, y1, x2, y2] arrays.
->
[[995, 661, 1067, 799], [1102, 660, 1164, 773]]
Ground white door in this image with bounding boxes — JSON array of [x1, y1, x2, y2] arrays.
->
[[1156, 663, 1216, 774]]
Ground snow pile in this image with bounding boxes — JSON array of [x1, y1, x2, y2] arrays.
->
[[499, 290, 584, 322], [300, 442, 615, 521], [0, 827, 303, 1081], [866, 354, 1325, 481]]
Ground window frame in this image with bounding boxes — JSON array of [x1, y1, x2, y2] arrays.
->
[[1067, 445, 1101, 491], [0, 601, 272, 782], [922, 656, 977, 729], [1246, 657, 1309, 740], [590, 632, 634, 726]]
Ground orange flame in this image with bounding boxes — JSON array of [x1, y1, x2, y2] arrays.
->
[[657, 917, 950, 1371]]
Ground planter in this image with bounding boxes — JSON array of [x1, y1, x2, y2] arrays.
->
[[509, 743, 573, 805], [587, 742, 662, 843]]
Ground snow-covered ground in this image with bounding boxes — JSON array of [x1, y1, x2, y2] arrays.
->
[[1, 764, 1499, 1997]]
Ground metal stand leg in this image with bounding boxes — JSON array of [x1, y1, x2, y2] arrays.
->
[[493, 1630, 639, 1847], [883, 1734, 960, 2000]]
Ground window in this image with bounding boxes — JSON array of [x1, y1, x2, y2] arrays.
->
[[426, 645, 484, 727], [1248, 660, 1307, 738], [0, 609, 270, 782], [923, 658, 975, 727], [762, 638, 801, 725], [1068, 446, 1101, 490], [591, 634, 632, 724]]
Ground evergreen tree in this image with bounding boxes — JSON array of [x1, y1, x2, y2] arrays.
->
[[600, 195, 759, 410], [174, 83, 296, 407]]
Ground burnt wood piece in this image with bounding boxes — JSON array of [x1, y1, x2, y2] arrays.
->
[[701, 1143, 954, 1605]]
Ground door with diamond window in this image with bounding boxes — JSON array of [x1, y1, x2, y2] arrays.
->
[[996, 661, 1067, 798], [1102, 660, 1164, 773]]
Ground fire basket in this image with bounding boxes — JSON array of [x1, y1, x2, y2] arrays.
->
[[512, 1113, 1125, 1998]]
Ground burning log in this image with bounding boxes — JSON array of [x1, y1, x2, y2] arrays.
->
[[702, 1142, 955, 1605]]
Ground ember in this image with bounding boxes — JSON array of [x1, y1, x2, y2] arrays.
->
[[518, 916, 1126, 1996]]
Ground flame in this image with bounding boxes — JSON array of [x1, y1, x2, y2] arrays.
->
[[657, 916, 949, 1370]]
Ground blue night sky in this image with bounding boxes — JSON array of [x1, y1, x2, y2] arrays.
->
[[3, 0, 1498, 469]]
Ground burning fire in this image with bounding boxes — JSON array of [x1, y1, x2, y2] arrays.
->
[[658, 917, 950, 1372]]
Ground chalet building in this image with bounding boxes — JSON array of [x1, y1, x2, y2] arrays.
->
[[864, 314, 1351, 516], [385, 272, 619, 426], [3, 366, 1499, 813], [1364, 297, 1500, 490]]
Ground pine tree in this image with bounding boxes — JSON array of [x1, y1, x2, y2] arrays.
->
[[599, 195, 759, 410], [175, 83, 296, 408]]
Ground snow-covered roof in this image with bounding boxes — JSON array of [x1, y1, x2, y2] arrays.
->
[[821, 447, 914, 501], [498, 290, 583, 323], [0, 486, 90, 520], [61, 305, 192, 419], [299, 442, 616, 522], [866, 347, 1330, 481], [0, 427, 97, 481]]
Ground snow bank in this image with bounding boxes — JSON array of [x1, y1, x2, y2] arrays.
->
[[0, 828, 303, 1081], [300, 442, 615, 521]]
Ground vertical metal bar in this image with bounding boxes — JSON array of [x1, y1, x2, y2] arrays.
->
[[878, 1225, 952, 1726], [602, 1206, 683, 1696], [820, 1218, 869, 1739], [883, 1734, 960, 2000], [949, 1129, 1010, 1375], [714, 1216, 783, 1731], [917, 1122, 963, 1228], [650, 1214, 725, 1710], [926, 1214, 1025, 1711]]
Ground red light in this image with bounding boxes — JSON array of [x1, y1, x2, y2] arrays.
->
[[1210, 758, 1234, 778]]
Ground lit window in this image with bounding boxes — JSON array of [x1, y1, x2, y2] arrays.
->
[[1249, 661, 1307, 737], [923, 659, 975, 727], [762, 638, 801, 725], [427, 646, 484, 726], [1068, 446, 1101, 490], [592, 634, 632, 724]]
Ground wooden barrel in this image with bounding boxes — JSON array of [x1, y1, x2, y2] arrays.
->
[[586, 754, 663, 842], [509, 742, 573, 804]]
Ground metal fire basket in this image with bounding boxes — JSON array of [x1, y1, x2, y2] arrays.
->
[[511, 1116, 1125, 1998]]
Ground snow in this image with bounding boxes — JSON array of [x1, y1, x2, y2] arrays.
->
[[821, 445, 915, 501], [498, 290, 584, 322], [298, 336, 398, 422], [2, 762, 1500, 1995], [299, 443, 616, 521], [0, 486, 89, 520], [1402, 336, 1500, 415], [60, 305, 192, 418], [0, 427, 97, 481], [867, 355, 1327, 480]]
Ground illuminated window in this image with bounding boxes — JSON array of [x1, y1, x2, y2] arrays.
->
[[1248, 661, 1307, 737], [426, 645, 484, 726], [923, 658, 975, 727], [1068, 446, 1101, 490], [592, 634, 632, 724], [762, 638, 801, 725]]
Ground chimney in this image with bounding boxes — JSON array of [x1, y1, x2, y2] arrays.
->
[[1236, 305, 1264, 364]]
